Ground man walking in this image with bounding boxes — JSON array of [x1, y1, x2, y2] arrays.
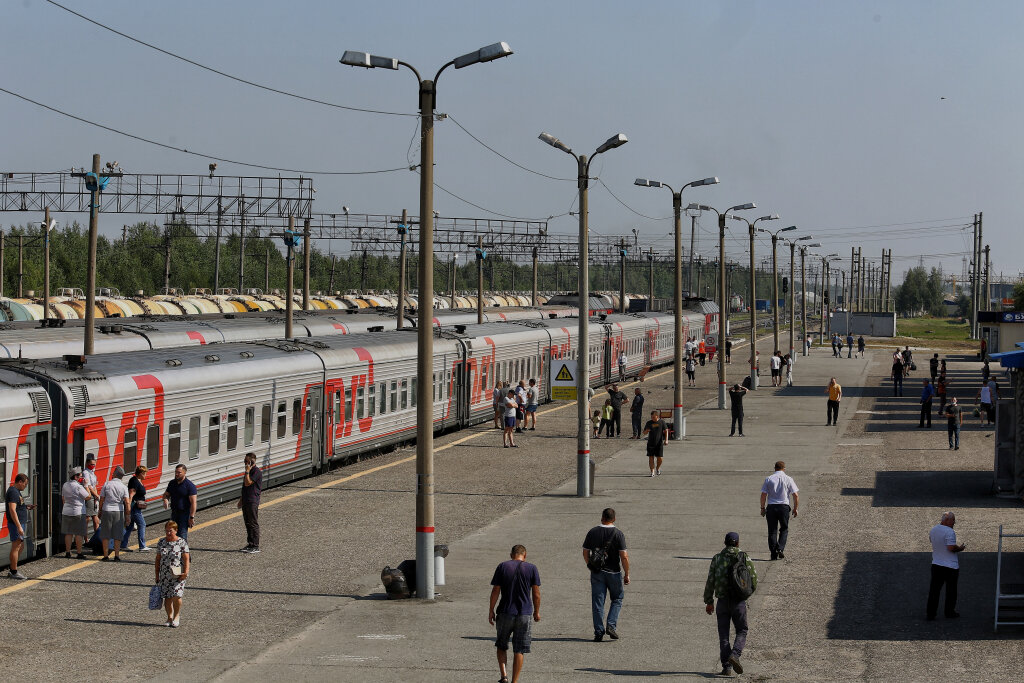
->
[[891, 354, 904, 397], [703, 532, 757, 676], [826, 377, 842, 426], [607, 384, 627, 438], [489, 544, 541, 683], [919, 379, 935, 428], [162, 464, 198, 541], [929, 353, 940, 382], [945, 397, 963, 450], [760, 461, 799, 560], [6, 473, 33, 580], [641, 410, 666, 476], [237, 452, 263, 553], [927, 512, 965, 620], [582, 508, 630, 642], [629, 388, 645, 439], [857, 335, 866, 358], [729, 383, 748, 437], [846, 333, 854, 358]]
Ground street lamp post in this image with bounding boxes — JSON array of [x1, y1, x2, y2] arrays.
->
[[341, 40, 513, 601], [635, 176, 718, 438], [817, 254, 840, 346], [729, 214, 779, 390], [688, 203, 756, 408], [785, 237, 817, 360], [767, 226, 797, 354], [540, 131, 628, 496]]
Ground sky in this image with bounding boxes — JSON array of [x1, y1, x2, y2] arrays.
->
[[3, 0, 1022, 285]]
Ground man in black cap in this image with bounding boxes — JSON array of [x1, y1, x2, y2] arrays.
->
[[703, 532, 757, 676]]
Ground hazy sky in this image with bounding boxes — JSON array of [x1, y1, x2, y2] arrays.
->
[[3, 0, 1021, 283]]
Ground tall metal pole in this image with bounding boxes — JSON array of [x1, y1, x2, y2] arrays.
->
[[748, 225, 758, 390], [576, 153, 592, 494], [415, 76, 437, 600], [688, 214, 696, 295], [450, 254, 458, 308], [0, 230, 5, 298], [163, 229, 171, 294], [672, 194, 684, 436], [397, 209, 408, 329], [238, 195, 246, 292], [619, 239, 627, 313], [985, 244, 991, 312], [84, 154, 101, 355], [648, 250, 654, 309], [285, 216, 294, 339], [18, 235, 24, 299], [43, 207, 51, 323], [266, 246, 272, 293], [531, 246, 538, 307], [818, 259, 826, 346], [718, 215, 728, 408], [789, 242, 795, 360], [476, 236, 484, 324], [800, 248, 808, 356], [772, 234, 780, 353], [302, 218, 311, 311], [214, 199, 222, 292], [885, 249, 892, 313]]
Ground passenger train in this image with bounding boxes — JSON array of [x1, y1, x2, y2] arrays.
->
[[0, 304, 718, 568]]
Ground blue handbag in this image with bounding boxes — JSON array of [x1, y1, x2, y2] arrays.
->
[[149, 584, 162, 610]]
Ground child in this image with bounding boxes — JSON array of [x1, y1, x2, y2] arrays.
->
[[591, 410, 601, 437], [784, 354, 793, 386], [599, 399, 613, 437]]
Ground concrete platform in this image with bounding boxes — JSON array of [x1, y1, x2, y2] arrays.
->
[[2, 340, 1022, 681]]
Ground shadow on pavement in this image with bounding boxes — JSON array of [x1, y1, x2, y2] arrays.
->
[[827, 551, 1024, 641], [40, 576, 381, 600], [576, 667, 720, 678], [840, 471, 1011, 508], [65, 617, 166, 628]]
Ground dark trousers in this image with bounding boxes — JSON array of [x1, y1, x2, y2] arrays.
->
[[610, 408, 622, 437], [631, 413, 642, 437], [826, 399, 839, 425], [715, 598, 748, 666], [948, 422, 961, 448], [920, 400, 932, 427], [730, 410, 743, 436], [171, 511, 190, 541], [926, 564, 959, 618], [766, 503, 791, 558], [937, 395, 947, 414], [893, 374, 903, 396], [241, 501, 260, 548], [847, 343, 852, 358]]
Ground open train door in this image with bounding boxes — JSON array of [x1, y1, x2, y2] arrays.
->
[[304, 386, 323, 473]]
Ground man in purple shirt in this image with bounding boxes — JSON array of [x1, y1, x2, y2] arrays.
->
[[488, 544, 541, 683]]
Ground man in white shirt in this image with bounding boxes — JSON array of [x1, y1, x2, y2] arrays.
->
[[759, 461, 799, 560], [769, 352, 783, 387], [927, 511, 965, 620]]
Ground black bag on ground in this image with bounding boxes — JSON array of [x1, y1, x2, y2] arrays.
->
[[87, 527, 105, 555], [728, 552, 754, 600], [381, 565, 412, 599]]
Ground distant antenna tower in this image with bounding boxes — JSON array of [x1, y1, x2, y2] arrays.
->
[[919, 254, 924, 269], [962, 256, 968, 284]]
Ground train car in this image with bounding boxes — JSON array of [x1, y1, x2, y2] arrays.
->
[[0, 369, 52, 565]]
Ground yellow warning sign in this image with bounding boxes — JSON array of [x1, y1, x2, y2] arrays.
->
[[552, 386, 577, 400], [555, 364, 574, 382]]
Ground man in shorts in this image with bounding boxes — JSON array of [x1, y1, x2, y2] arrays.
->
[[6, 473, 33, 580], [488, 544, 541, 683], [524, 378, 539, 431], [769, 351, 782, 387], [642, 410, 666, 476], [82, 453, 101, 536]]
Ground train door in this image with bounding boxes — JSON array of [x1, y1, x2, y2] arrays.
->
[[305, 387, 323, 471], [31, 429, 50, 558]]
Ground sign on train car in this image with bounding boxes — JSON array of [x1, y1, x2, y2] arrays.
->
[[550, 359, 577, 400]]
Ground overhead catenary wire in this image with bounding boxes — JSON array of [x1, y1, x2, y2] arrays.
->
[[0, 86, 410, 177], [44, 0, 416, 118]]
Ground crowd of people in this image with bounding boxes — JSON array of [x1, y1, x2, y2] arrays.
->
[[493, 379, 542, 448]]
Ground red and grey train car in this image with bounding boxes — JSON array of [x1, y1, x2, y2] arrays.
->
[[0, 303, 716, 567]]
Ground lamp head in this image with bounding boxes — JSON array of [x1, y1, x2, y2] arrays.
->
[[538, 132, 572, 154], [806, 242, 821, 248], [796, 234, 813, 240], [454, 41, 513, 69], [780, 225, 797, 232], [695, 177, 720, 186], [596, 133, 628, 154], [730, 203, 756, 212], [758, 214, 779, 222], [340, 51, 399, 70], [687, 203, 713, 212]]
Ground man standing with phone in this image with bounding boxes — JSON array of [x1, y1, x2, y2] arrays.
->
[[237, 452, 263, 554]]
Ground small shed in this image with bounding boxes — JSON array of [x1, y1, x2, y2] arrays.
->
[[989, 344, 1024, 500]]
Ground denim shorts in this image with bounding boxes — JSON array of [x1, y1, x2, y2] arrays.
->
[[495, 613, 532, 653]]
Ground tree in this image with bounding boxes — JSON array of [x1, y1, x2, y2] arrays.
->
[[956, 293, 972, 319], [1014, 281, 1024, 310], [893, 266, 945, 317]]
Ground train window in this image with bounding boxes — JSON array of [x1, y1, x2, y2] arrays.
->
[[189, 416, 201, 459], [334, 391, 342, 424], [227, 410, 238, 451], [344, 387, 353, 423], [168, 420, 181, 464], [356, 386, 365, 419], [304, 401, 311, 432], [0, 447, 6, 494], [368, 384, 376, 415], [390, 381, 397, 412], [261, 403, 271, 443], [378, 383, 387, 415], [291, 399, 302, 436], [123, 428, 138, 472], [146, 423, 160, 469], [411, 377, 417, 407], [276, 402, 287, 439], [209, 413, 221, 455], [244, 407, 255, 447], [400, 379, 408, 410]]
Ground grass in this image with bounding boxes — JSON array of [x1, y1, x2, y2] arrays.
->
[[894, 316, 971, 341]]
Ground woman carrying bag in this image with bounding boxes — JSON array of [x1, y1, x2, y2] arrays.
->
[[154, 520, 190, 627]]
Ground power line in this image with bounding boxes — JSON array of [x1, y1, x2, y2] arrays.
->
[[446, 114, 574, 182], [44, 0, 415, 118], [595, 178, 671, 220], [0, 86, 411, 177]]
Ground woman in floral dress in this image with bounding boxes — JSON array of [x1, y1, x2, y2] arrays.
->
[[154, 520, 190, 627]]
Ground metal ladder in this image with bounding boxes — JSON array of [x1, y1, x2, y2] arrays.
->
[[994, 525, 1024, 631]]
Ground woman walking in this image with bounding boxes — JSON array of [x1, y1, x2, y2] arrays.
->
[[155, 520, 190, 627]]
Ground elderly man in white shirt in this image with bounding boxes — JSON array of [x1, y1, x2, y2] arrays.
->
[[927, 511, 966, 620], [759, 461, 799, 560]]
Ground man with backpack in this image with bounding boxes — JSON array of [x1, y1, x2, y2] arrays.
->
[[703, 532, 757, 676], [582, 508, 630, 642]]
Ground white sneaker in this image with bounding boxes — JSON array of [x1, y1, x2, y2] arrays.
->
[[650, 471, 656, 477], [137, 546, 152, 552], [172, 617, 180, 627], [656, 469, 661, 476]]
